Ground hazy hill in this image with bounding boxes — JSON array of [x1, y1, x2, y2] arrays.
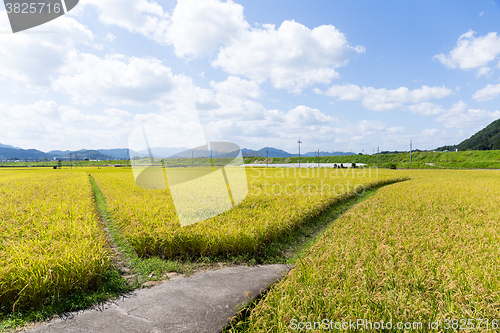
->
[[0, 147, 48, 160], [242, 147, 355, 158]]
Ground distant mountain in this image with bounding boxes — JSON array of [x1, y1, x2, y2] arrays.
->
[[0, 143, 20, 149], [457, 118, 500, 151], [0, 144, 357, 161], [133, 147, 189, 159], [0, 147, 48, 160], [98, 148, 130, 159], [242, 147, 295, 158], [46, 149, 112, 160], [242, 147, 356, 158]]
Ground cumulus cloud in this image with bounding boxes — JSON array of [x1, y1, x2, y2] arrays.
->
[[476, 66, 493, 77], [211, 76, 262, 99], [166, 0, 249, 57], [422, 128, 438, 137], [212, 20, 364, 92], [316, 84, 452, 111], [83, 0, 363, 93], [436, 101, 500, 128], [53, 53, 193, 106], [472, 83, 500, 101], [0, 11, 94, 86], [433, 30, 500, 70], [82, 0, 170, 44], [0, 101, 140, 150], [406, 102, 446, 116]]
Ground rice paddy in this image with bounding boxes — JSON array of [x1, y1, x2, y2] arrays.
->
[[90, 167, 406, 258], [2, 166, 499, 331], [0, 169, 111, 311], [231, 170, 500, 332]]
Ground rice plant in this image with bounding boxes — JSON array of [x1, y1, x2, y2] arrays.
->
[[0, 170, 111, 311]]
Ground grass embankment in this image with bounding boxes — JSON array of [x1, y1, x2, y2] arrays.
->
[[231, 170, 500, 332], [91, 167, 407, 259], [245, 150, 500, 169]]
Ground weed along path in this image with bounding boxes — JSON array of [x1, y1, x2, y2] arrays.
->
[[25, 265, 290, 333]]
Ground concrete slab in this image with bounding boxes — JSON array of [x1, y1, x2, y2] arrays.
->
[[24, 264, 291, 333]]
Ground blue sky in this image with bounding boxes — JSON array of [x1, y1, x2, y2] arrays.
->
[[1, 0, 500, 154]]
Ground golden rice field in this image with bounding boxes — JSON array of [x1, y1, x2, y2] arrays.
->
[[235, 170, 500, 332], [0, 170, 111, 310], [90, 167, 406, 258]]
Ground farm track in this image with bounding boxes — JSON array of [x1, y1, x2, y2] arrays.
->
[[88, 175, 138, 284]]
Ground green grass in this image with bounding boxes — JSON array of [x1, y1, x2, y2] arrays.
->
[[245, 150, 500, 169]]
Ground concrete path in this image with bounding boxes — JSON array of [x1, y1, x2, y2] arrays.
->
[[24, 265, 291, 333]]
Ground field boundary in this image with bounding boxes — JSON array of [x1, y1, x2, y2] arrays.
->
[[89, 174, 185, 287]]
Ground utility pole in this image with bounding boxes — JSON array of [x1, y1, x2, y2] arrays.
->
[[192, 150, 194, 167], [266, 149, 269, 168], [410, 140, 412, 163], [377, 146, 379, 168], [317, 150, 320, 167], [70, 152, 72, 169], [297, 140, 302, 168]]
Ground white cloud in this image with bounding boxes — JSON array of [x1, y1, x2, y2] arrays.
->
[[357, 120, 385, 134], [472, 83, 500, 101], [53, 53, 193, 106], [105, 33, 116, 42], [0, 11, 94, 86], [212, 20, 364, 92], [166, 0, 249, 57], [84, 0, 363, 93], [317, 84, 452, 111], [386, 126, 405, 134], [436, 101, 500, 128], [422, 128, 438, 137], [406, 102, 446, 116], [82, 0, 170, 44], [283, 105, 337, 127], [476, 66, 493, 77], [211, 76, 262, 99], [433, 30, 500, 70]]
